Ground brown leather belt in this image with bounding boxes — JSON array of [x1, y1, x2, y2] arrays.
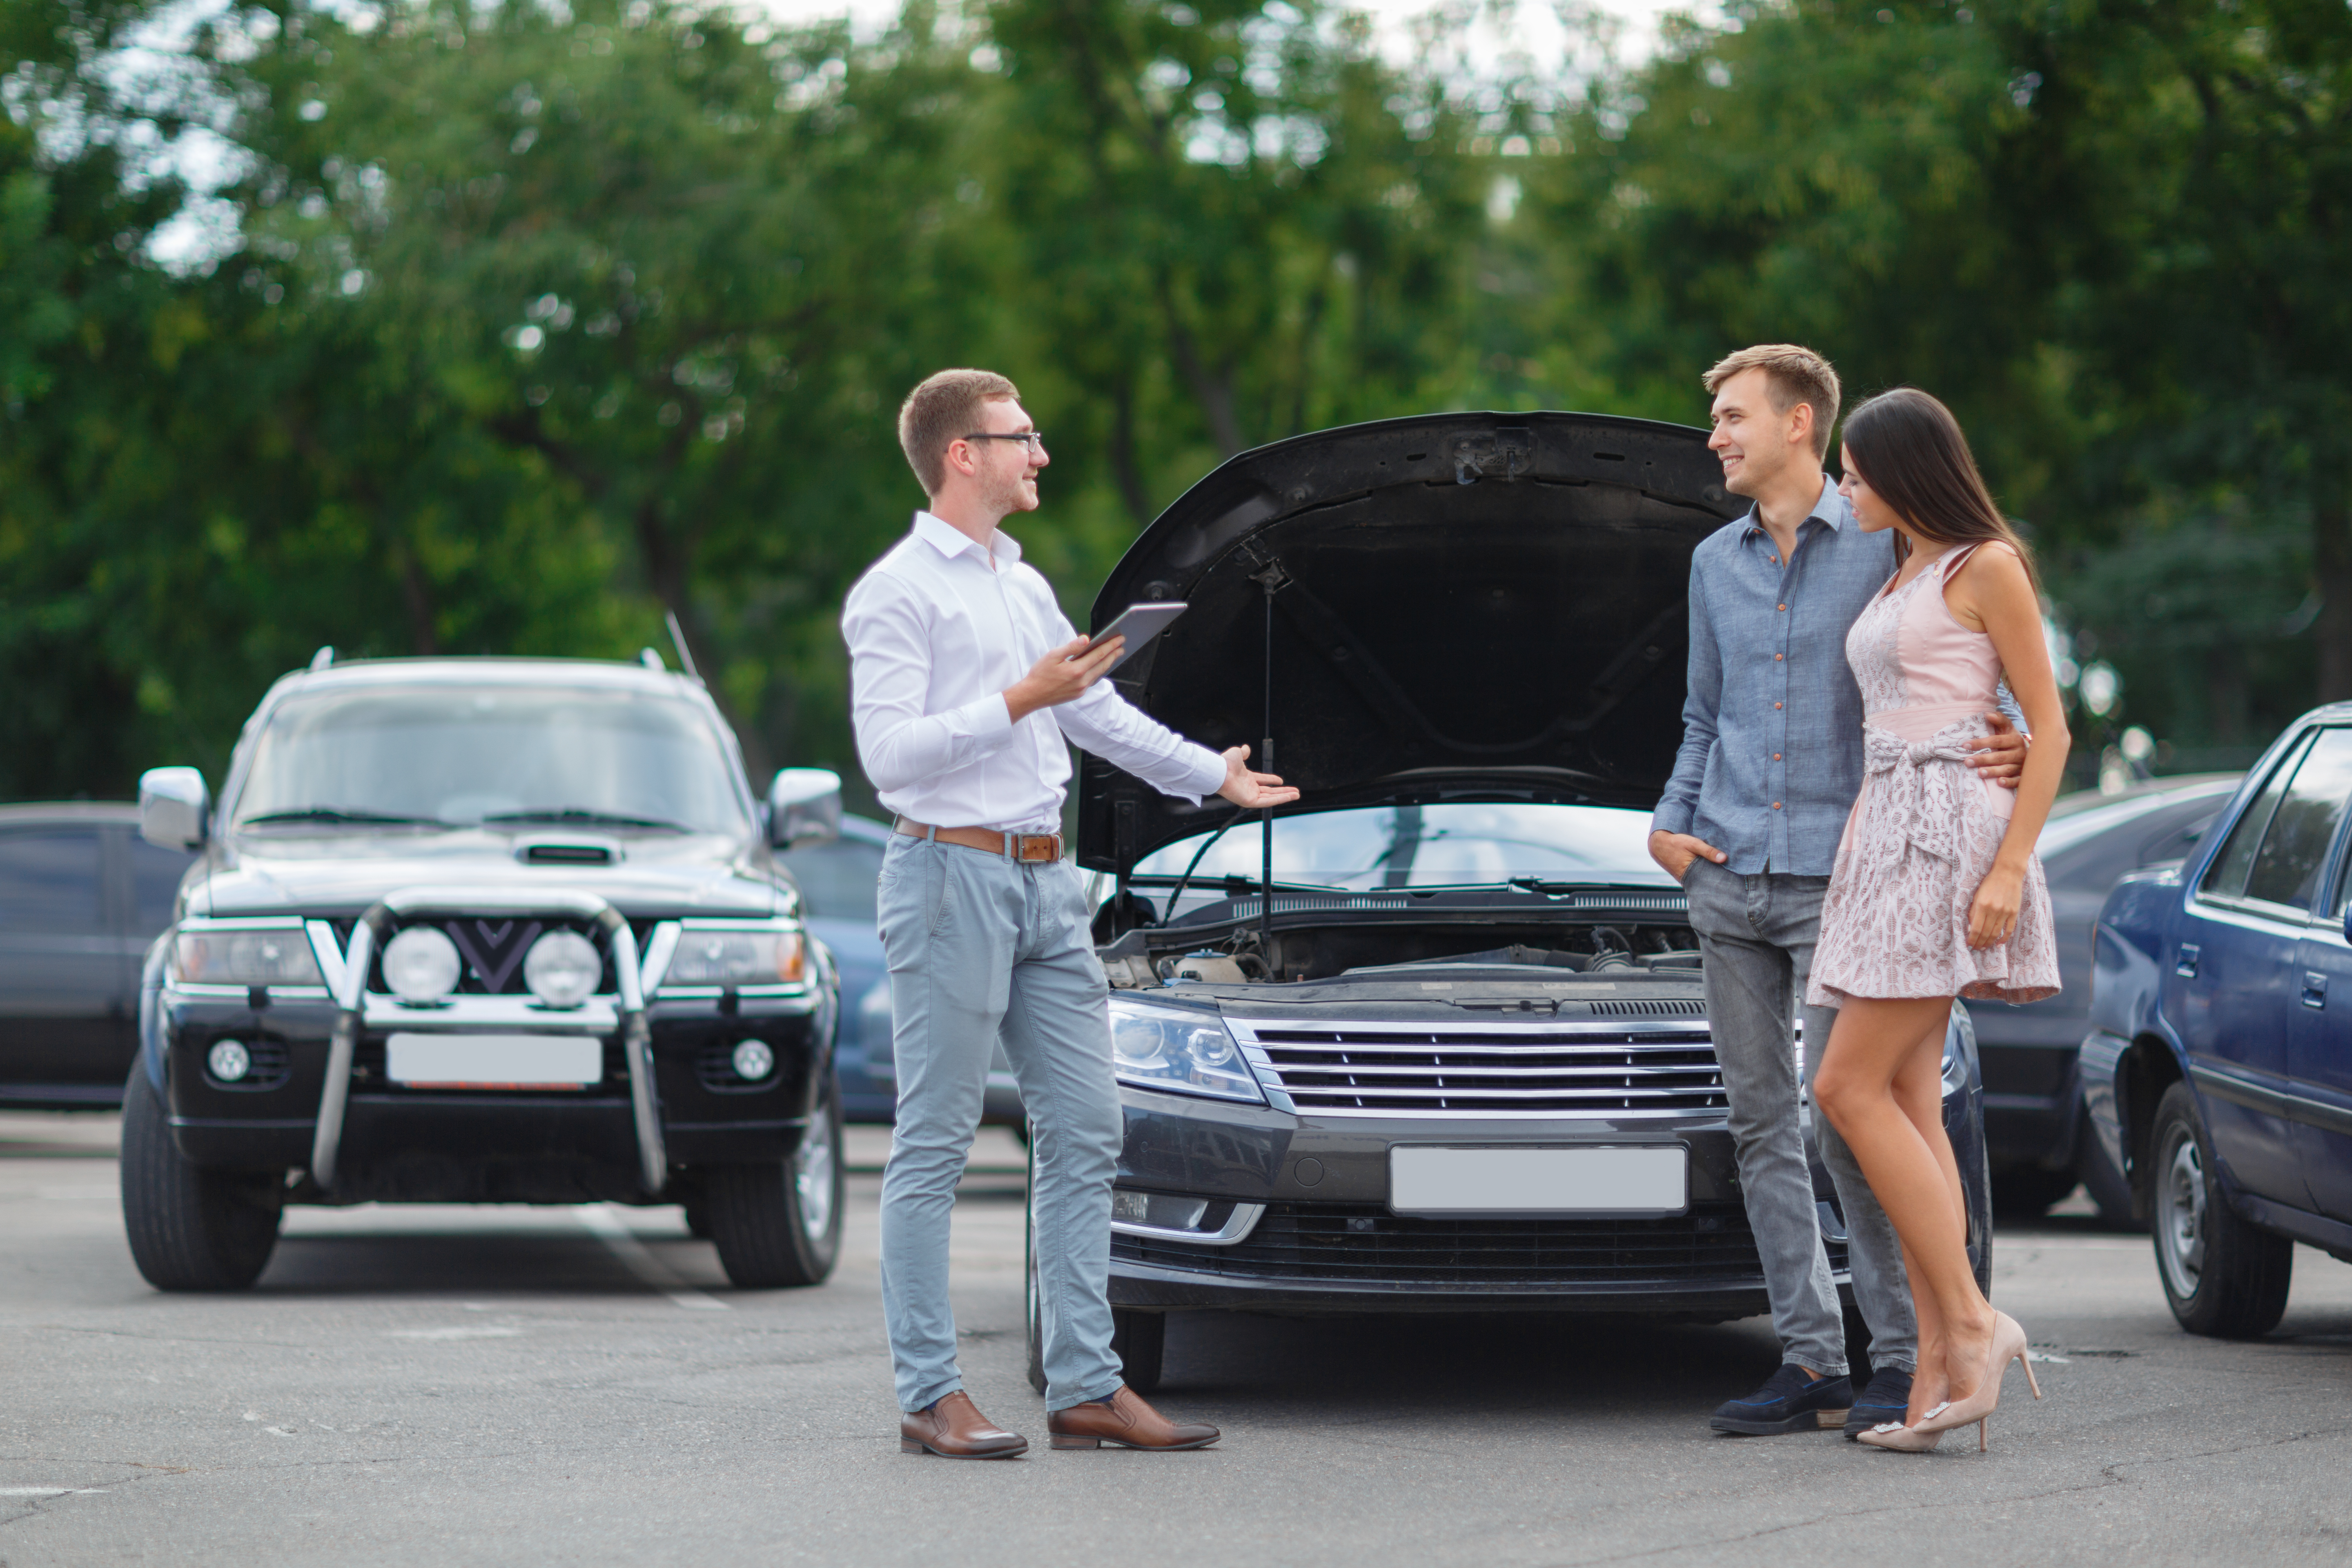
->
[[895, 817, 1064, 864]]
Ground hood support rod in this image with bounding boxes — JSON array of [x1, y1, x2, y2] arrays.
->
[[1250, 552, 1291, 973]]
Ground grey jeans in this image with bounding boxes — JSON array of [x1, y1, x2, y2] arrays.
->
[[1684, 859, 1915, 1378], [876, 833, 1127, 1414]]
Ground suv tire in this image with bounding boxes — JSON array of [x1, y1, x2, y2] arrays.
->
[[703, 1070, 844, 1288], [2151, 1082, 2291, 1338], [120, 1067, 282, 1291]]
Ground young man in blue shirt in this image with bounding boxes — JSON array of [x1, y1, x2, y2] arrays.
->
[[1649, 345, 2027, 1437]]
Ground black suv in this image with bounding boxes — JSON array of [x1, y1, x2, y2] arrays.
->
[[122, 654, 846, 1292], [1032, 410, 1990, 1391]]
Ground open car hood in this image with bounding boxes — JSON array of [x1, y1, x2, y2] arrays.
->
[[1075, 411, 1738, 872]]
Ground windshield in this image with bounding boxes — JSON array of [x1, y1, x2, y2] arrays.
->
[[1133, 802, 1670, 918], [231, 685, 751, 835]]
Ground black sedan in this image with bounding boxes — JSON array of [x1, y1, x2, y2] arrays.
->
[[1971, 774, 2240, 1221], [0, 803, 194, 1109], [1027, 409, 1992, 1392]]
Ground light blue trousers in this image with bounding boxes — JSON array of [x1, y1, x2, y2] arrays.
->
[[876, 834, 1126, 1413]]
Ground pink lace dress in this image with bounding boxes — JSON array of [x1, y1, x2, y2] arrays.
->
[[1806, 542, 2060, 1007]]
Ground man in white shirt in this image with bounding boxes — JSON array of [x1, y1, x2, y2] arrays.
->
[[843, 368, 1298, 1459]]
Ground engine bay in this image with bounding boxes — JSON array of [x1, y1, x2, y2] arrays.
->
[[1097, 909, 1702, 989]]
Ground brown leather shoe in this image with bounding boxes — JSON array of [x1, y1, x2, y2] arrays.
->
[[900, 1391, 1028, 1459], [1046, 1385, 1219, 1450]]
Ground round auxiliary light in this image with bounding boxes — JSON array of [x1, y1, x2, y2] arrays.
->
[[382, 926, 461, 1004], [523, 929, 602, 1009], [731, 1038, 775, 1081], [207, 1038, 252, 1083]]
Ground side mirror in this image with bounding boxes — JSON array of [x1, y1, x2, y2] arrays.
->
[[767, 768, 842, 849], [2341, 904, 2352, 946], [138, 767, 211, 850]]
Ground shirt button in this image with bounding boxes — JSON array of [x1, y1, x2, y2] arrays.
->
[[1775, 653, 1784, 661], [1778, 604, 1787, 611], [1775, 702, 1783, 710], [1772, 802, 1782, 810], [1774, 753, 1782, 761]]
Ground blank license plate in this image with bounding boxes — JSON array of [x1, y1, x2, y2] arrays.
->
[[1389, 1145, 1687, 1218], [385, 1033, 603, 1089]]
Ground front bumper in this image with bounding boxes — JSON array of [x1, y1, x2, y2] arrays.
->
[[152, 895, 832, 1203], [1103, 1088, 1815, 1317]]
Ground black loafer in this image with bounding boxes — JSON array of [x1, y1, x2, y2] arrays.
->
[[1710, 1363, 1853, 1435], [1842, 1365, 1914, 1439]]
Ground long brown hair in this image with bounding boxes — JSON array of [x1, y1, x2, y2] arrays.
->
[[1840, 387, 2038, 590]]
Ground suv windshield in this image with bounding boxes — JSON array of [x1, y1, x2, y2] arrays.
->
[[1134, 802, 1670, 913], [231, 685, 751, 835]]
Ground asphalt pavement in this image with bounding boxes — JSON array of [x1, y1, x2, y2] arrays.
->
[[4, 1109, 2350, 1566]]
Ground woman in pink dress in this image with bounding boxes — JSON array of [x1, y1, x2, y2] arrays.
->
[[1806, 388, 2069, 1452]]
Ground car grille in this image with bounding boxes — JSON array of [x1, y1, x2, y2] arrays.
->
[[369, 917, 618, 997], [1231, 1021, 1727, 1118], [1112, 1201, 1836, 1286]]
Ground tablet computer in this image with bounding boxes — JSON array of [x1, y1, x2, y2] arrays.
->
[[1080, 602, 1187, 674]]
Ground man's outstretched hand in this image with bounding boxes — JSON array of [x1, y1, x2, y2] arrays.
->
[[1967, 710, 2029, 790], [1003, 635, 1125, 724], [1217, 745, 1300, 810]]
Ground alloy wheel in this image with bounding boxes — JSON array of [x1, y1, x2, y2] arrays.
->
[[793, 1102, 836, 1246], [2157, 1129, 2207, 1301]]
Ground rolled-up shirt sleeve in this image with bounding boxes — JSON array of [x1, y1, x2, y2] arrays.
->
[[843, 572, 1020, 795], [1044, 610, 1228, 804]]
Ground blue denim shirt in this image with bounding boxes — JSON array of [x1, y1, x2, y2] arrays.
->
[[1651, 477, 1898, 878]]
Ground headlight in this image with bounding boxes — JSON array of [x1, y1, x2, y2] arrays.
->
[[665, 924, 805, 986], [382, 925, 461, 1003], [523, 929, 603, 1008], [170, 924, 323, 987], [1108, 999, 1263, 1104]]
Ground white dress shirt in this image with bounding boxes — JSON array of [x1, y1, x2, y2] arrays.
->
[[842, 511, 1228, 834]]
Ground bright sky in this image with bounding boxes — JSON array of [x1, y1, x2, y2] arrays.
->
[[749, 0, 1708, 74]]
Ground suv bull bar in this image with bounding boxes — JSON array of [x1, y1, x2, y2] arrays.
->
[[309, 887, 666, 1194]]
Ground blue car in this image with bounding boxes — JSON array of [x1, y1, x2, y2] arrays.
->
[[777, 814, 895, 1122], [777, 812, 1023, 1127], [2083, 704, 2352, 1336]]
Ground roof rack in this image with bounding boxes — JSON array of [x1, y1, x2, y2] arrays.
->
[[309, 646, 334, 671], [639, 648, 665, 670]]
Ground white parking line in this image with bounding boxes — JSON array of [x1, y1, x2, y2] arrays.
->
[[575, 1206, 729, 1310], [0, 1488, 107, 1497]]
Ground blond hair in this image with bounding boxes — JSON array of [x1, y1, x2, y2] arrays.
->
[[897, 368, 1020, 495], [1702, 345, 1842, 460]]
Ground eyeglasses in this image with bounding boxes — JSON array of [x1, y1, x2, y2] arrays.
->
[[961, 431, 1046, 454]]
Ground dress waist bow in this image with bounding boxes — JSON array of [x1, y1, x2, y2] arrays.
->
[[1860, 722, 1985, 864]]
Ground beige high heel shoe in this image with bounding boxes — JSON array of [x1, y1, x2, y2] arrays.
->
[[1855, 1421, 1943, 1453], [1913, 1311, 2041, 1444]]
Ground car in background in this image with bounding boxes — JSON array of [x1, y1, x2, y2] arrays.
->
[[2082, 705, 2352, 1336], [1041, 409, 1991, 1393], [1971, 774, 2241, 1222], [0, 804, 195, 1109], [777, 813, 895, 1122], [775, 811, 1025, 1128], [125, 654, 847, 1292]]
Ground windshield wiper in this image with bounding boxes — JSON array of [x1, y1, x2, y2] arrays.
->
[[239, 807, 451, 827], [481, 808, 693, 832]]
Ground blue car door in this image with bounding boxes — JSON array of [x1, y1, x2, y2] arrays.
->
[[2170, 727, 2337, 1206], [2289, 743, 2352, 1222]]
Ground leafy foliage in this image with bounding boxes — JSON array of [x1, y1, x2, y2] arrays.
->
[[3, 0, 2343, 802]]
